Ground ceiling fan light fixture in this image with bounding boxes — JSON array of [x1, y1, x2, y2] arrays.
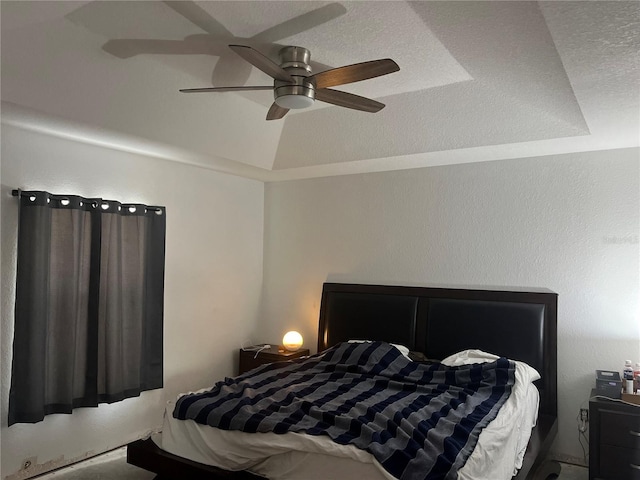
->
[[275, 94, 315, 109], [274, 82, 315, 110]]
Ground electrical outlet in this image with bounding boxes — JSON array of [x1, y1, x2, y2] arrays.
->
[[21, 456, 36, 470], [580, 408, 589, 422]]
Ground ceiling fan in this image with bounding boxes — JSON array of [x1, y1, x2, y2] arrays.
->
[[180, 45, 400, 120]]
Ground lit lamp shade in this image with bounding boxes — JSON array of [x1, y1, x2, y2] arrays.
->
[[282, 331, 303, 351]]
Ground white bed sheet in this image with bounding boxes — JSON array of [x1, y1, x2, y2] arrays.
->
[[154, 351, 540, 480]]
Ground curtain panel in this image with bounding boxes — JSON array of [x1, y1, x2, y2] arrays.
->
[[8, 190, 165, 426]]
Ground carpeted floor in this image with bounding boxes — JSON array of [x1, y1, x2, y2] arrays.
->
[[34, 447, 588, 480], [34, 447, 154, 480]]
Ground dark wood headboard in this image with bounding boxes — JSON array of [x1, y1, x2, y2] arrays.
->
[[317, 283, 558, 418]]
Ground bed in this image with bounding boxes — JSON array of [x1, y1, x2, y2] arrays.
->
[[127, 282, 560, 480]]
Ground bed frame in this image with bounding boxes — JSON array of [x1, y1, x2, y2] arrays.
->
[[128, 282, 560, 480]]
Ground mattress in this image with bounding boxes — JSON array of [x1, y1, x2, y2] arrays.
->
[[154, 350, 540, 480]]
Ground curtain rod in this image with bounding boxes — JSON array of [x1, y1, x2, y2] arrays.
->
[[11, 189, 163, 212]]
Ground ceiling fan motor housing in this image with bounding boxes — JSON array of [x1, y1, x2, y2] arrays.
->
[[274, 46, 315, 109]]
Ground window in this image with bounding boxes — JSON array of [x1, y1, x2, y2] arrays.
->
[[8, 190, 165, 425]]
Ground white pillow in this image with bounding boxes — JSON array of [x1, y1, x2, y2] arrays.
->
[[391, 343, 411, 359], [441, 349, 541, 384]]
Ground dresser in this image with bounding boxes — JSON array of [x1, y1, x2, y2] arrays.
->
[[589, 391, 640, 479], [238, 345, 310, 375]]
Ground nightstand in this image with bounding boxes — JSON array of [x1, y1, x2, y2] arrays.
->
[[238, 345, 310, 375], [589, 389, 640, 479]]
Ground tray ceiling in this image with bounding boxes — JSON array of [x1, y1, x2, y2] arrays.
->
[[1, 1, 638, 181]]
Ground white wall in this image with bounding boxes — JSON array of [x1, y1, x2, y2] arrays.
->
[[0, 125, 264, 478], [261, 148, 640, 464]]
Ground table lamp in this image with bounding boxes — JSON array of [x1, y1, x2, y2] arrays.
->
[[282, 331, 303, 351]]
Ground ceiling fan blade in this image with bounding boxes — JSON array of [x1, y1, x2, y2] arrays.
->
[[229, 45, 294, 82], [315, 89, 385, 113], [310, 59, 399, 89], [180, 86, 272, 93], [267, 103, 289, 120], [251, 3, 347, 43]]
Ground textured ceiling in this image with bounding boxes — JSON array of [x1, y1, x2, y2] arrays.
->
[[1, 1, 639, 181]]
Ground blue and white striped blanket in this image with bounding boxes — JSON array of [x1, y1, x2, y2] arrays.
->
[[174, 341, 515, 480]]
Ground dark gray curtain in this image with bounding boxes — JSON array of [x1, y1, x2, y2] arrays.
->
[[8, 191, 165, 425]]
